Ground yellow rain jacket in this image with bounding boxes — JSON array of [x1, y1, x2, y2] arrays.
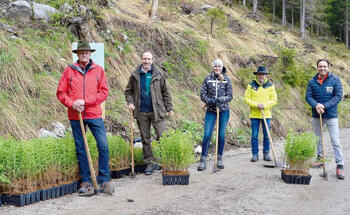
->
[[244, 78, 277, 119]]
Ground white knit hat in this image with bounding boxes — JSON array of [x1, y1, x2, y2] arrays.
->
[[212, 59, 223, 67]]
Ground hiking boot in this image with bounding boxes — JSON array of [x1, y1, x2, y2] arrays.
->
[[144, 163, 154, 175], [79, 182, 92, 193], [251, 154, 258, 162], [336, 165, 345, 180], [217, 155, 224, 169], [154, 163, 162, 170], [263, 152, 272, 161], [311, 156, 324, 168], [100, 181, 115, 194], [197, 156, 207, 171]]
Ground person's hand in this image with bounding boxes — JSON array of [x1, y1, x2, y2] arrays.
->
[[128, 103, 135, 110], [217, 97, 225, 103], [76, 105, 85, 112], [316, 103, 325, 114], [73, 99, 85, 111], [208, 98, 217, 106], [257, 103, 264, 110], [167, 110, 174, 118]]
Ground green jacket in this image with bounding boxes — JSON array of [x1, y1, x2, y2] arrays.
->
[[124, 64, 173, 121], [244, 78, 277, 119]]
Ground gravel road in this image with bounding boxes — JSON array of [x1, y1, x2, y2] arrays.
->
[[2, 128, 350, 215]]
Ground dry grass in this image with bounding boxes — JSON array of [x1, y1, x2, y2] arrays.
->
[[1, 0, 350, 141]]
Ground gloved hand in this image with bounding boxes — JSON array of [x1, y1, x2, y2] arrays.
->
[[217, 97, 226, 103], [207, 98, 217, 106]]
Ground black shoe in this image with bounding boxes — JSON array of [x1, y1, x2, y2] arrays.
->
[[263, 153, 272, 161], [197, 156, 207, 171], [336, 165, 345, 180], [251, 154, 258, 162], [217, 155, 224, 169], [144, 163, 154, 175]]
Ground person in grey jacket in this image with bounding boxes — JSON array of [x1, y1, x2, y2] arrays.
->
[[198, 59, 233, 171]]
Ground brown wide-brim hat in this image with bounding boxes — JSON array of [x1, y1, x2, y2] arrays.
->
[[72, 41, 96, 53]]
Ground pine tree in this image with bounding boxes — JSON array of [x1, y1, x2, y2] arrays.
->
[[300, 0, 306, 38]]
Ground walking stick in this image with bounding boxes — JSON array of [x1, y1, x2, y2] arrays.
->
[[130, 109, 135, 177], [212, 107, 220, 173], [261, 110, 281, 168], [319, 113, 328, 179], [78, 112, 100, 194]]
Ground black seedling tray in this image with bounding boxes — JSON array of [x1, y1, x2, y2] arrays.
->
[[162, 174, 190, 185], [2, 190, 40, 207], [134, 164, 147, 174], [281, 170, 312, 185], [2, 181, 79, 207], [110, 168, 131, 179]]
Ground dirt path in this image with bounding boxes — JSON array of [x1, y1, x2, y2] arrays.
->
[[2, 128, 350, 215]]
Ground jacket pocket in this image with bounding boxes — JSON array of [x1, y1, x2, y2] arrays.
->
[[156, 100, 166, 118]]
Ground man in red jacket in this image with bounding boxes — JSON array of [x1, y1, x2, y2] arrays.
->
[[57, 41, 113, 194]]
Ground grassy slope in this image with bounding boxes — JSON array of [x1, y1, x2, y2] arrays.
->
[[0, 0, 349, 141]]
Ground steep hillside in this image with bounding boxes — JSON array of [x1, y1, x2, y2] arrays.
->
[[0, 0, 349, 141]]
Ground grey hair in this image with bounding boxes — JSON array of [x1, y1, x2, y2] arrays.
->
[[212, 59, 223, 67]]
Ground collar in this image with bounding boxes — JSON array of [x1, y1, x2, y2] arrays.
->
[[317, 72, 329, 85], [77, 59, 93, 70], [255, 77, 268, 86], [140, 67, 152, 74]]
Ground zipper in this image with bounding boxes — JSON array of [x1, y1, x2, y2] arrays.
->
[[215, 79, 218, 99], [83, 71, 86, 119]]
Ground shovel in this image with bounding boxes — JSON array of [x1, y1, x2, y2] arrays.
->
[[261, 110, 282, 168], [319, 113, 328, 179], [129, 109, 135, 178], [212, 107, 220, 173], [78, 112, 100, 196]]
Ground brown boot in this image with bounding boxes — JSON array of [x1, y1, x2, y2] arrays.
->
[[311, 156, 324, 168]]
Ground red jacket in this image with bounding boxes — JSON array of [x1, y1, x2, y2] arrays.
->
[[56, 60, 108, 120]]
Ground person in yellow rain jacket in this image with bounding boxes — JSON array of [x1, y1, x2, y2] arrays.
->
[[244, 66, 277, 162]]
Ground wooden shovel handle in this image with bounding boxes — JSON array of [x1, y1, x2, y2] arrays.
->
[[261, 110, 278, 166], [130, 109, 135, 175], [214, 107, 219, 167], [319, 114, 326, 174], [78, 112, 99, 190]]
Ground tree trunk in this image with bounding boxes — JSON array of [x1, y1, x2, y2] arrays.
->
[[282, 0, 286, 27], [273, 0, 276, 23], [292, 6, 294, 31], [253, 0, 258, 14], [310, 24, 313, 37], [300, 0, 306, 38], [243, 0, 246, 7], [151, 0, 158, 19], [346, 0, 349, 48], [210, 18, 214, 36]]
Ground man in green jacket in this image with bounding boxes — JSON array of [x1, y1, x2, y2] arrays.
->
[[125, 51, 174, 175]]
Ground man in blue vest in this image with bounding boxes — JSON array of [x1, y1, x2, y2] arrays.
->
[[306, 59, 344, 180]]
